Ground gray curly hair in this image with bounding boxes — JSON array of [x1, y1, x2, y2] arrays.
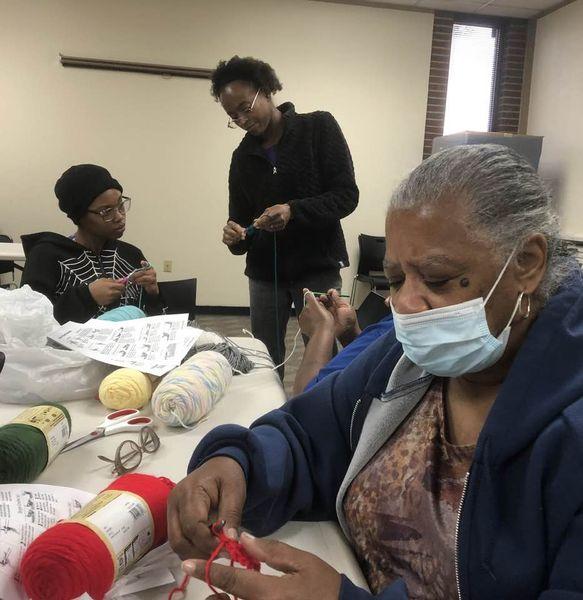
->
[[389, 144, 574, 302]]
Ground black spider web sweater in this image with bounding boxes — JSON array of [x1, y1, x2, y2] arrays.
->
[[21, 232, 164, 324]]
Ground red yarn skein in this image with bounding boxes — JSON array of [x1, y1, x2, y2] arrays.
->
[[20, 473, 175, 600]]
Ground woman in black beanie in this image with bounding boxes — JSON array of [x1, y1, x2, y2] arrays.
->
[[21, 164, 164, 324]]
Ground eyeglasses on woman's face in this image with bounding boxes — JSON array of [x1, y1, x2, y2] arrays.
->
[[87, 196, 132, 222], [227, 89, 260, 129]]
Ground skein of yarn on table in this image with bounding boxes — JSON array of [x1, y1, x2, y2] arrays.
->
[[98, 367, 153, 409], [152, 350, 233, 427], [97, 305, 146, 322], [0, 403, 71, 483], [20, 473, 175, 600], [184, 330, 254, 375]]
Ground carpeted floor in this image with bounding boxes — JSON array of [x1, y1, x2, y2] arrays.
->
[[195, 313, 302, 398]]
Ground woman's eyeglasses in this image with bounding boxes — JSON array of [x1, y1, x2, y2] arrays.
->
[[227, 90, 260, 129], [97, 426, 160, 476], [87, 196, 132, 222]]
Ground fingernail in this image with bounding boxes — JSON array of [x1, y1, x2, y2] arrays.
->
[[241, 531, 255, 540], [226, 527, 239, 540], [182, 559, 198, 576]]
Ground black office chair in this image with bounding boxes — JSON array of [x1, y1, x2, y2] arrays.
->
[[0, 234, 24, 289], [158, 278, 197, 320], [356, 290, 392, 330], [350, 234, 389, 306]]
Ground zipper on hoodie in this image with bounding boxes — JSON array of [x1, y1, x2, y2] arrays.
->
[[349, 397, 363, 451], [95, 252, 108, 277], [455, 470, 470, 600]]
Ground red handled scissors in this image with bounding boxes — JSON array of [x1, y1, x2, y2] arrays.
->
[[61, 408, 153, 453]]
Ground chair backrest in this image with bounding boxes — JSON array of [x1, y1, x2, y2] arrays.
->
[[356, 291, 392, 330], [356, 234, 386, 276], [158, 278, 197, 320], [0, 234, 16, 277]]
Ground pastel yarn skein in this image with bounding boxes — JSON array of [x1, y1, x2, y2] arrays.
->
[[151, 351, 232, 427]]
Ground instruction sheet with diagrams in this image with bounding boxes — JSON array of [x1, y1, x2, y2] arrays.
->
[[0, 484, 95, 600], [48, 314, 202, 376]]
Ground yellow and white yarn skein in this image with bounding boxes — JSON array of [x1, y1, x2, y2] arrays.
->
[[98, 368, 153, 410], [151, 350, 233, 427]]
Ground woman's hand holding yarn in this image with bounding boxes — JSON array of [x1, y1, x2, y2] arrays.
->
[[183, 533, 342, 600], [89, 278, 125, 306], [222, 221, 246, 246], [254, 204, 291, 232], [168, 457, 246, 560], [299, 290, 335, 338], [132, 262, 159, 296]]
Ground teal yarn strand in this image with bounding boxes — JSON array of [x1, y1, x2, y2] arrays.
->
[[0, 403, 71, 484], [97, 305, 146, 322]]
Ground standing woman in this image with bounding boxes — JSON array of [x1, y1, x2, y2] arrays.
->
[[213, 56, 359, 374]]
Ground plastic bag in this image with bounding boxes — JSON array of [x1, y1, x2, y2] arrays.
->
[[0, 285, 59, 347], [0, 286, 113, 404]]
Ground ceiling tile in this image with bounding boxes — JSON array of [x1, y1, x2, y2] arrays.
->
[[416, 0, 483, 9], [483, 0, 562, 10], [361, 0, 420, 3], [313, 0, 564, 14], [387, 0, 423, 5], [476, 3, 540, 16]]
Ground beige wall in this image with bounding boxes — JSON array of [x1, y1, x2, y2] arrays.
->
[[528, 0, 583, 239], [0, 0, 433, 305]]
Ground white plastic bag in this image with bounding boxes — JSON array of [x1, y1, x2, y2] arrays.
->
[[0, 286, 113, 404], [0, 285, 58, 347]]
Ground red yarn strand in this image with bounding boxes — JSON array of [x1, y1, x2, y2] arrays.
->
[[167, 574, 190, 599], [206, 537, 228, 595], [168, 522, 261, 600], [206, 525, 261, 599]]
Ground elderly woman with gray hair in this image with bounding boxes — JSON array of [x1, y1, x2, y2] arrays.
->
[[169, 145, 583, 600]]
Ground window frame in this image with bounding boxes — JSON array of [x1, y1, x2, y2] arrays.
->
[[423, 12, 529, 159], [445, 18, 503, 133]]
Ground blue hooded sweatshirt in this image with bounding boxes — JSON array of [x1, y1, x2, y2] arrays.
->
[[189, 269, 583, 599]]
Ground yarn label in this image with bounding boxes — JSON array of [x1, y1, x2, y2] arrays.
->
[[10, 405, 70, 466], [68, 490, 154, 577]]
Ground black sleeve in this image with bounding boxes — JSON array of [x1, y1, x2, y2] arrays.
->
[[21, 247, 99, 324], [227, 154, 253, 256], [288, 112, 359, 228]]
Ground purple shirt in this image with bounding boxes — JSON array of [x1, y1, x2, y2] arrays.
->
[[264, 145, 277, 165]]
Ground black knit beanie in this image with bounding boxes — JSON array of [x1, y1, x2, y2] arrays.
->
[[55, 164, 123, 222]]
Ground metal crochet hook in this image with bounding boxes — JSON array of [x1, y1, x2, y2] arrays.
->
[[209, 520, 226, 536]]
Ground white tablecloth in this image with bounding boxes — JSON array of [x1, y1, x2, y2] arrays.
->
[[0, 337, 367, 599], [0, 243, 25, 262]]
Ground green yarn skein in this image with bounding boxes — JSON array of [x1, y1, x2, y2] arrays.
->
[[0, 402, 72, 484]]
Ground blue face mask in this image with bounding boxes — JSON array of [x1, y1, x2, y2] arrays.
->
[[391, 251, 523, 377]]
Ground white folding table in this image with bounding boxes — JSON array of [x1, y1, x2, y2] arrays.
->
[[0, 337, 368, 598]]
